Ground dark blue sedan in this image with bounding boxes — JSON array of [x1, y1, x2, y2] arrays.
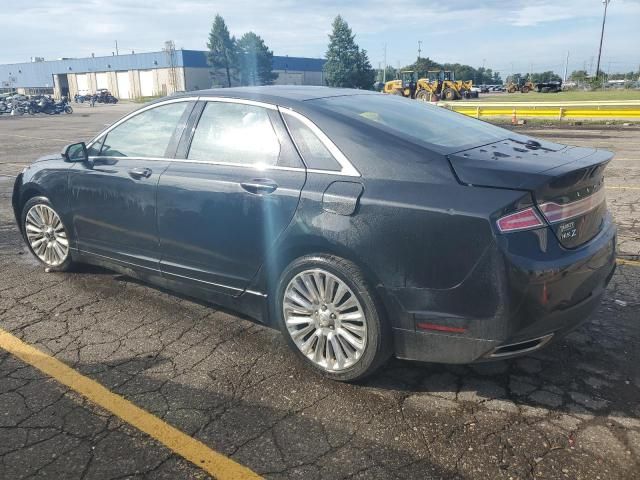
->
[[12, 86, 616, 381]]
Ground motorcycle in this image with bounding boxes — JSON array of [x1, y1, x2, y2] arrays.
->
[[43, 99, 72, 114]]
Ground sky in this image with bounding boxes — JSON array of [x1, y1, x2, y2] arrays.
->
[[2, 0, 640, 77]]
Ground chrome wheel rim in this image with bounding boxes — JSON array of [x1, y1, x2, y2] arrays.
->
[[25, 204, 69, 266], [283, 269, 367, 372]]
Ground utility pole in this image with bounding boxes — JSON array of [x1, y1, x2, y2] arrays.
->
[[417, 40, 422, 60], [164, 40, 178, 94], [383, 43, 387, 83], [563, 51, 570, 82], [595, 0, 611, 78]]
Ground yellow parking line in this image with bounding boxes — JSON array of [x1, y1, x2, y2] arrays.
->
[[0, 328, 261, 480], [617, 258, 640, 267]]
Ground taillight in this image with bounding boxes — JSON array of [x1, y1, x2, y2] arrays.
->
[[496, 207, 545, 233], [538, 188, 606, 224]]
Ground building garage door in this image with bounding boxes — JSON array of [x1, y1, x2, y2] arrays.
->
[[139, 70, 155, 97], [116, 71, 130, 99], [76, 74, 89, 94], [96, 72, 109, 90]]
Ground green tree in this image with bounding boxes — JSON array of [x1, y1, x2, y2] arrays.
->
[[324, 15, 375, 89], [404, 56, 440, 76], [569, 70, 589, 82], [207, 14, 236, 87], [400, 59, 503, 85], [378, 65, 397, 83], [237, 32, 278, 86], [530, 71, 562, 83]]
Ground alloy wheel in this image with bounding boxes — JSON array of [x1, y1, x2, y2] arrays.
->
[[25, 204, 69, 266], [283, 269, 367, 372]]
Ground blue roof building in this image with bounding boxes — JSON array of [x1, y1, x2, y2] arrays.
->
[[0, 50, 326, 98]]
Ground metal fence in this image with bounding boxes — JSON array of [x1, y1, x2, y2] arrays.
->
[[440, 101, 640, 120]]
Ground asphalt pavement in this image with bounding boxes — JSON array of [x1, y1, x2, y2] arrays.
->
[[0, 103, 638, 479]]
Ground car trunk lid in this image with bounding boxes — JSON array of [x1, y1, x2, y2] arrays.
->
[[448, 138, 613, 248]]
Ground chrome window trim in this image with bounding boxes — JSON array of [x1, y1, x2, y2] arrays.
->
[[200, 97, 278, 110], [86, 96, 200, 149], [87, 155, 305, 173], [278, 107, 360, 177], [86, 95, 360, 177]]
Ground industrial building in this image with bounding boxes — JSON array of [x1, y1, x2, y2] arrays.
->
[[0, 50, 326, 99]]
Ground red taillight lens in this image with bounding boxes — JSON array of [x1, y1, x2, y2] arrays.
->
[[538, 188, 606, 224], [496, 207, 545, 233]]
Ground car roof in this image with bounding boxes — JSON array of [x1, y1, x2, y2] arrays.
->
[[170, 85, 378, 109]]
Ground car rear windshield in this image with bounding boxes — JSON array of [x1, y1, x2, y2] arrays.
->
[[309, 94, 509, 152]]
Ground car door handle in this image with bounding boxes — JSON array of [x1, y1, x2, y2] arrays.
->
[[128, 167, 152, 179], [240, 179, 278, 195]]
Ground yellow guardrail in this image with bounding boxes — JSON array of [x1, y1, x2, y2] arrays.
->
[[438, 101, 640, 120]]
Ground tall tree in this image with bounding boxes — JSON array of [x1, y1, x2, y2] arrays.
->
[[530, 71, 562, 83], [405, 57, 441, 76], [324, 16, 374, 89], [207, 14, 236, 87], [237, 32, 278, 86]]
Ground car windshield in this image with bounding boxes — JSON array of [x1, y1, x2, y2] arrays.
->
[[310, 94, 509, 152]]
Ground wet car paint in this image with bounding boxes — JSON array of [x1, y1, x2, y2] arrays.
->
[[13, 86, 616, 364]]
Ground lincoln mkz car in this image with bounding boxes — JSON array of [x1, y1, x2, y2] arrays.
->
[[12, 86, 616, 381]]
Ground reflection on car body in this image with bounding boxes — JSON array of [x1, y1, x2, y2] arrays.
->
[[13, 86, 616, 381]]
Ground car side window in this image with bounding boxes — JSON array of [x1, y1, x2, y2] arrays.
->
[[283, 114, 342, 172], [188, 102, 281, 166], [99, 102, 189, 158]]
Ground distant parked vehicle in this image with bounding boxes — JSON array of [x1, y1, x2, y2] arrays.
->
[[96, 90, 119, 104], [75, 90, 118, 104], [536, 80, 563, 93], [1, 95, 72, 116]]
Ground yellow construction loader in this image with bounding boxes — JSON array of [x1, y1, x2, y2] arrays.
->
[[506, 77, 535, 93], [383, 69, 476, 101], [424, 70, 466, 101], [383, 71, 418, 97]]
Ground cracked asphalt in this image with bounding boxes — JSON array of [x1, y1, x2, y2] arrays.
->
[[0, 104, 639, 479]]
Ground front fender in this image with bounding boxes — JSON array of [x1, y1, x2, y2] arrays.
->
[[14, 160, 75, 249]]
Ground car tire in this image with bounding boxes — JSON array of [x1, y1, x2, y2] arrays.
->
[[21, 196, 73, 272], [275, 254, 391, 382]]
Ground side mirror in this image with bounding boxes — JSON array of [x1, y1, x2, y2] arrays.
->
[[62, 142, 88, 162]]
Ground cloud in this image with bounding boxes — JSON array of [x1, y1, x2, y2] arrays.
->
[[2, 0, 639, 74]]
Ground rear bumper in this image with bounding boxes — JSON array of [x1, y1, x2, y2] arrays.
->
[[390, 218, 616, 364]]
